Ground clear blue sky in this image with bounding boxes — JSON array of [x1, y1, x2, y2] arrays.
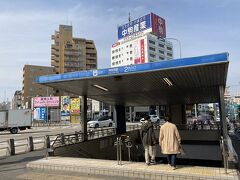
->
[[0, 0, 239, 101]]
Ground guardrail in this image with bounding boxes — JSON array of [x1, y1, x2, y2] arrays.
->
[[0, 123, 223, 159], [0, 127, 117, 159]]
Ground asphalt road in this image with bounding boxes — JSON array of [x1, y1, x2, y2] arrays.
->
[[0, 125, 82, 141], [0, 122, 140, 141]]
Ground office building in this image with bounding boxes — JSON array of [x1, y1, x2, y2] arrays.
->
[[22, 65, 54, 108], [111, 33, 173, 67], [111, 12, 173, 68]]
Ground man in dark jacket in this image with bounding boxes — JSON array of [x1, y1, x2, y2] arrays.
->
[[140, 115, 157, 165]]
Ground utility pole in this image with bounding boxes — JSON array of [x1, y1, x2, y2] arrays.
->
[[46, 87, 49, 128]]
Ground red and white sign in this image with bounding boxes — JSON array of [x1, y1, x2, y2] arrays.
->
[[140, 39, 145, 63], [33, 96, 59, 107], [151, 13, 166, 38], [133, 38, 146, 64]]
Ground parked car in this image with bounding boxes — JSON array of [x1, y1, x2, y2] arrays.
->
[[87, 116, 113, 128], [140, 115, 164, 124]]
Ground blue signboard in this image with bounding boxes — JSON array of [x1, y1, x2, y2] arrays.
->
[[117, 13, 151, 40], [36, 53, 228, 84], [34, 107, 46, 121]]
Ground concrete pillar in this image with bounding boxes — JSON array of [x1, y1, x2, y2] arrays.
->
[[75, 131, 79, 142], [9, 139, 15, 156], [114, 105, 126, 134], [219, 86, 228, 138], [60, 133, 65, 145], [156, 106, 160, 117], [182, 104, 187, 124], [45, 135, 50, 148], [129, 106, 133, 122], [28, 136, 34, 151], [169, 104, 184, 124], [81, 95, 88, 141]]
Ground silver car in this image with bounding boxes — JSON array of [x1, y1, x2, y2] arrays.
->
[[87, 116, 113, 128]]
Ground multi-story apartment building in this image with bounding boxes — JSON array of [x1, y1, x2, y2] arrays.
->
[[51, 25, 97, 74], [111, 33, 173, 67], [12, 90, 23, 109], [22, 65, 54, 108]]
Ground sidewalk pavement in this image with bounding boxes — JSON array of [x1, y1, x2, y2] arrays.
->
[[27, 157, 239, 180]]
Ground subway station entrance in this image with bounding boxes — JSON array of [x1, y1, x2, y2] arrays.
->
[[37, 52, 233, 167]]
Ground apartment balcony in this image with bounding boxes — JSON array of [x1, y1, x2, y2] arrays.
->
[[51, 35, 55, 40], [86, 49, 96, 54], [86, 60, 97, 65], [64, 51, 81, 56], [51, 49, 59, 56], [51, 44, 59, 50], [51, 56, 59, 62]]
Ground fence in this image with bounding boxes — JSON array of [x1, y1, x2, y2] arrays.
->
[[0, 127, 117, 159], [0, 122, 224, 160]]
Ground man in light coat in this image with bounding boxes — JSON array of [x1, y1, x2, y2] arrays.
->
[[159, 116, 181, 170]]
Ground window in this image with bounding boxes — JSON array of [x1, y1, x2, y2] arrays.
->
[[149, 54, 155, 58], [112, 62, 115, 65], [167, 47, 172, 51], [130, 57, 133, 60], [149, 47, 155, 51], [129, 44, 132, 48], [112, 50, 114, 54], [149, 40, 155, 45], [159, 44, 164, 48], [119, 54, 121, 58], [159, 56, 165, 60], [130, 51, 132, 54], [112, 56, 115, 60], [159, 50, 164, 54], [167, 53, 172, 56]]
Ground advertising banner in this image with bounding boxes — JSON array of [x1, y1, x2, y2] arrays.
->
[[61, 96, 70, 122], [133, 38, 145, 64], [118, 14, 151, 40], [33, 107, 46, 121], [33, 96, 59, 107], [70, 98, 80, 114], [140, 39, 145, 63], [151, 13, 166, 38], [117, 12, 166, 40]]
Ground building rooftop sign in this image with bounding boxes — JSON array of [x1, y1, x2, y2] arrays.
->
[[117, 12, 166, 41]]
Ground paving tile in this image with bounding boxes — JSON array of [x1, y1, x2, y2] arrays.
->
[[27, 157, 239, 180]]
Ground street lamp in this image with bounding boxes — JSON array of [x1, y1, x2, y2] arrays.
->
[[161, 37, 182, 58]]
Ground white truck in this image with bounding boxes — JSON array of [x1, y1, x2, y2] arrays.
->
[[0, 109, 32, 134]]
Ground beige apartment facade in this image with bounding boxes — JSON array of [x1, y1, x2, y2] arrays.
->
[[22, 65, 54, 108], [51, 25, 97, 74]]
